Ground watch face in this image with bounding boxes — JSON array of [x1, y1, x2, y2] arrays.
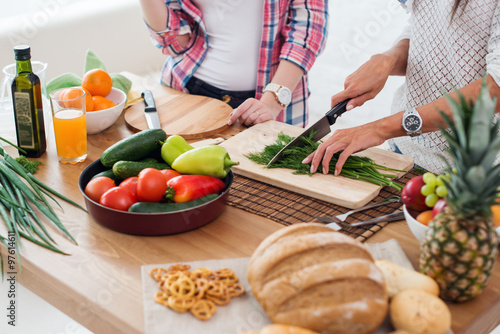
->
[[404, 115, 422, 132], [278, 87, 292, 105]]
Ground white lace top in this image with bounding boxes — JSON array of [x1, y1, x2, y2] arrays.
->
[[389, 0, 500, 173]]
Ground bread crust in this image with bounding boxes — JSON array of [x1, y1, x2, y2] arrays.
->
[[247, 223, 389, 334]]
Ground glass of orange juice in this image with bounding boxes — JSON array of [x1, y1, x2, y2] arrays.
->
[[49, 87, 87, 164]]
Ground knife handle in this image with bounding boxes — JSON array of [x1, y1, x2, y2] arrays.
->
[[142, 90, 155, 110], [325, 99, 349, 125]]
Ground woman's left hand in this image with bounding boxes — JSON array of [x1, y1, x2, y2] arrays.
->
[[227, 98, 278, 126], [302, 121, 389, 175]]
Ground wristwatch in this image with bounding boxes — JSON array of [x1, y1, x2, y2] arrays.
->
[[263, 83, 292, 108], [402, 107, 422, 137]]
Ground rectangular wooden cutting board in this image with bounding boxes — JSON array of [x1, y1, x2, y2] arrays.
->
[[220, 121, 414, 209]]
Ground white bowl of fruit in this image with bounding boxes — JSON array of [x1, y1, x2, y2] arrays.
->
[[402, 173, 500, 242]]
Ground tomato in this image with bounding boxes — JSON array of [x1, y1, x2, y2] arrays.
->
[[160, 169, 182, 182], [119, 176, 138, 197], [99, 187, 136, 211], [137, 168, 167, 202], [84, 176, 116, 203]]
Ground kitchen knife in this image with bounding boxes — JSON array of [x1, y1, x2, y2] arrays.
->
[[267, 99, 349, 166], [141, 90, 162, 129]]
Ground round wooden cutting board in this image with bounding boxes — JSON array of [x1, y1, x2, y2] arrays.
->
[[124, 93, 233, 139]]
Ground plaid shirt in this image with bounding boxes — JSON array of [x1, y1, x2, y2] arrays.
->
[[146, 0, 328, 127]]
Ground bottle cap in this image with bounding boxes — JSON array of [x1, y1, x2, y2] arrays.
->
[[14, 45, 31, 61]]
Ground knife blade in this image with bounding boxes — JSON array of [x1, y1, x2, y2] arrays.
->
[[267, 99, 350, 166], [141, 90, 162, 129]]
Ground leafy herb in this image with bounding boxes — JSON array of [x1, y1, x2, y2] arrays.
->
[[246, 132, 405, 190], [0, 137, 85, 279], [15, 155, 42, 174]]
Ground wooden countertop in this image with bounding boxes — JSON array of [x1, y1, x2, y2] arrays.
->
[[1, 72, 499, 334]]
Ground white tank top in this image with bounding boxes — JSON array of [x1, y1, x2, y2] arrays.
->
[[191, 0, 264, 91]]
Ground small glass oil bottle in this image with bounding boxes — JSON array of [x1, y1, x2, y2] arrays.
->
[[11, 45, 46, 157]]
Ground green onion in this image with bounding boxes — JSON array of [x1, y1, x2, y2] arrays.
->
[[0, 137, 84, 278], [246, 131, 406, 191]]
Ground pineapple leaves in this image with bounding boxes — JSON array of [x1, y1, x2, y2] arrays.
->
[[444, 93, 468, 148], [437, 77, 500, 218], [468, 79, 496, 164], [465, 166, 486, 193]]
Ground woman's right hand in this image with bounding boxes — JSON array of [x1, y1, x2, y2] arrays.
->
[[331, 53, 396, 111]]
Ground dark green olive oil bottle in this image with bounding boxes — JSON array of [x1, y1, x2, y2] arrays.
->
[[11, 45, 46, 157]]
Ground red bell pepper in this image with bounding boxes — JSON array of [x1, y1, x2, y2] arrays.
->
[[165, 175, 226, 203]]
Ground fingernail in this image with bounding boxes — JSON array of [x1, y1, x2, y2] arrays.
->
[[346, 104, 353, 111], [227, 120, 232, 125], [334, 169, 338, 176], [323, 167, 328, 175], [302, 158, 308, 164], [310, 165, 315, 173]]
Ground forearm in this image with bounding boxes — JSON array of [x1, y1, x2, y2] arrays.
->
[[381, 39, 409, 77], [262, 60, 305, 116], [379, 75, 500, 139], [139, 0, 169, 32]]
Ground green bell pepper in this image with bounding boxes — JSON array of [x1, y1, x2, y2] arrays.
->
[[160, 135, 194, 166], [171, 145, 239, 178]]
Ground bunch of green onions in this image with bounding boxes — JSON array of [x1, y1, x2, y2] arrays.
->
[[0, 137, 85, 278], [246, 132, 405, 191]]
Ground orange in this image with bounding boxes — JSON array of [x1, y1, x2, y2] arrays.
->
[[81, 68, 113, 97], [92, 95, 115, 111], [491, 205, 500, 228], [57, 87, 85, 109], [416, 210, 434, 226]]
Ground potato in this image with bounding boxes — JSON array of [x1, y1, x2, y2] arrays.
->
[[390, 289, 451, 334]]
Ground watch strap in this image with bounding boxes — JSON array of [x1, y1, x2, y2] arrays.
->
[[263, 83, 289, 108]]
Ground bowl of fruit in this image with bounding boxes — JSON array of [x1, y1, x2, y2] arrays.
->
[[402, 172, 500, 242], [80, 69, 127, 134], [78, 130, 238, 236], [86, 87, 126, 134]]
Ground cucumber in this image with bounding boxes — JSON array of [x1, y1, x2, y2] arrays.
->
[[100, 129, 167, 168], [139, 157, 158, 163], [112, 160, 170, 179], [128, 194, 219, 213], [91, 169, 123, 184]]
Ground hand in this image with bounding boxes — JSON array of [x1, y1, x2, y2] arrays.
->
[[302, 121, 389, 175], [227, 98, 278, 126], [332, 54, 396, 111]]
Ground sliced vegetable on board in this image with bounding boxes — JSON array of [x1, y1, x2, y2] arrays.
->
[[246, 132, 405, 191]]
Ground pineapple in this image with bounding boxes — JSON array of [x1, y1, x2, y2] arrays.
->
[[419, 78, 500, 302]]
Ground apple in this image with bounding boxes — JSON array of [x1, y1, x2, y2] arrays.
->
[[402, 175, 431, 212], [432, 198, 448, 217]]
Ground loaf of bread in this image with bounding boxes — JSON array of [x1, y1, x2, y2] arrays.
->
[[375, 259, 439, 297], [390, 289, 451, 334], [247, 223, 388, 334], [239, 324, 320, 334]]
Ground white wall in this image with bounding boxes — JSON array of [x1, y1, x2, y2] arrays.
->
[[0, 0, 166, 82]]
